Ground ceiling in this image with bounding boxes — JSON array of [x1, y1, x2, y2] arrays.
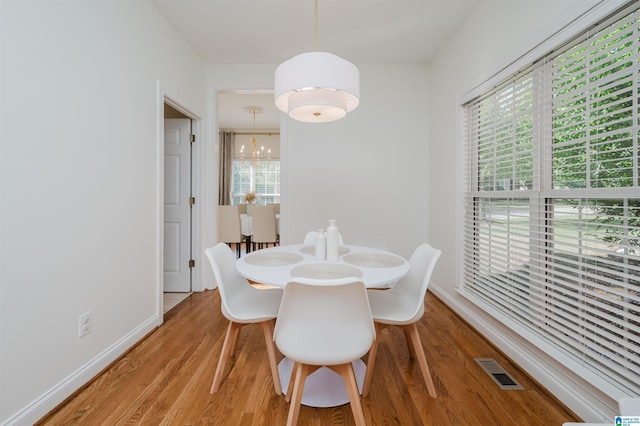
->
[[217, 92, 282, 131], [152, 0, 479, 130]]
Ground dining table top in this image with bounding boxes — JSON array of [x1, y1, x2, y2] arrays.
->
[[236, 243, 409, 288]]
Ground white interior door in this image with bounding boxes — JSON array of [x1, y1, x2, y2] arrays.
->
[[164, 118, 192, 292]]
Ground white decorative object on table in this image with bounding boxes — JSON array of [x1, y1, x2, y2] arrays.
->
[[315, 229, 326, 260], [326, 220, 339, 261], [244, 192, 257, 216]]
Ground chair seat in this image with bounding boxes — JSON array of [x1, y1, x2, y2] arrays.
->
[[223, 287, 282, 323], [367, 289, 423, 325]]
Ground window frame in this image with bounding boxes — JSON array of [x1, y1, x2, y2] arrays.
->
[[231, 159, 281, 206], [459, 0, 640, 399]]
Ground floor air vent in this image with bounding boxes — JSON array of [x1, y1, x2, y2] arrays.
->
[[474, 358, 524, 390]]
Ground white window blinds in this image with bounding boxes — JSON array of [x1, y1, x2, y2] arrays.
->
[[462, 3, 640, 396]]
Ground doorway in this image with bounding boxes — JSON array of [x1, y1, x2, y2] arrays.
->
[[163, 103, 196, 299]]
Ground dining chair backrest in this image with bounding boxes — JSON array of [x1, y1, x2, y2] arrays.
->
[[393, 243, 442, 322], [275, 277, 374, 425], [217, 205, 243, 244], [251, 204, 277, 244], [274, 277, 375, 365], [268, 203, 280, 214], [303, 230, 344, 245], [205, 242, 271, 322]]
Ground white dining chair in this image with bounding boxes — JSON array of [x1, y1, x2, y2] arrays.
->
[[274, 278, 375, 426], [217, 205, 249, 257], [267, 202, 280, 214], [303, 230, 344, 245], [204, 243, 283, 395], [361, 243, 441, 398], [251, 204, 278, 250]]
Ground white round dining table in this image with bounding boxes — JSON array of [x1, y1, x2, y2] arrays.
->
[[236, 243, 409, 289], [236, 243, 410, 408]]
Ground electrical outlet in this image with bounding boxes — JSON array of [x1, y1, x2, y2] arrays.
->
[[79, 312, 92, 338]]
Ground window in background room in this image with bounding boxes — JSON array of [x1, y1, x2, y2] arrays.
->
[[462, 3, 640, 397], [232, 160, 280, 205]]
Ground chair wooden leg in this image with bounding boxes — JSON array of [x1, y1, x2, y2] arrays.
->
[[261, 320, 282, 395], [403, 327, 416, 359], [211, 321, 243, 393], [285, 361, 299, 403], [405, 323, 437, 398], [286, 363, 311, 426], [362, 322, 384, 397], [330, 363, 367, 426], [229, 322, 241, 356]]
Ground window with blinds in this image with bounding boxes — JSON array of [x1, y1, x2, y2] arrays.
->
[[462, 3, 640, 395]]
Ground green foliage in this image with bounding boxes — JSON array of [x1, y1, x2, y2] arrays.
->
[[551, 16, 639, 247]]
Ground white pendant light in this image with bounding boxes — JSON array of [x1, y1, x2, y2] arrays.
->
[[274, 0, 360, 123]]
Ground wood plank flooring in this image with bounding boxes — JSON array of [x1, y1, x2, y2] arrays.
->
[[37, 289, 581, 425]]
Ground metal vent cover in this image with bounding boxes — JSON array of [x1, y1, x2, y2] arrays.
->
[[474, 358, 524, 390]]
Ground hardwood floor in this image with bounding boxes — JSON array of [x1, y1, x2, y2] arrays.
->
[[37, 289, 580, 425]]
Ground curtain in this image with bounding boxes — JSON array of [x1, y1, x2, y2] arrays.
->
[[218, 131, 234, 205]]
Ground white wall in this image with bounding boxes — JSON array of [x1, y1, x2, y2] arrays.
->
[[426, 0, 625, 421], [0, 1, 205, 424], [283, 64, 430, 256], [206, 64, 431, 261]]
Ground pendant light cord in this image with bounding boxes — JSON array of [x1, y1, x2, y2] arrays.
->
[[314, 0, 318, 52]]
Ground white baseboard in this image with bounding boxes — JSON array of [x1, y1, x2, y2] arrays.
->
[[3, 314, 161, 426], [429, 284, 617, 423]]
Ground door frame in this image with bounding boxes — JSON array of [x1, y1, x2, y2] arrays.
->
[[157, 83, 201, 323]]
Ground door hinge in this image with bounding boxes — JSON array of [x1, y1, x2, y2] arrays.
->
[[190, 134, 196, 143], [189, 196, 195, 206], [189, 259, 195, 268]]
